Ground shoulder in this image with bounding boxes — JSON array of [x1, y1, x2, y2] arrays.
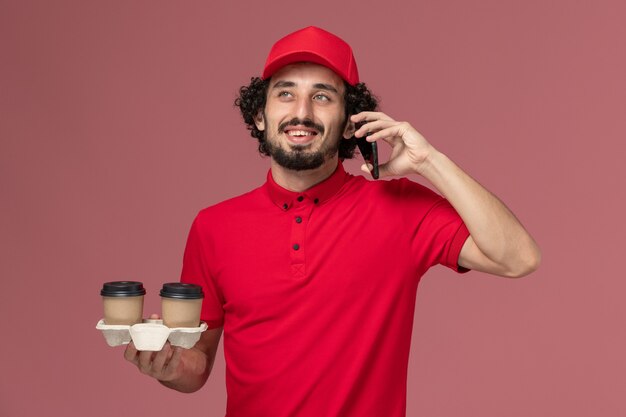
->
[[332, 175, 446, 223], [193, 184, 269, 227], [345, 174, 442, 203]]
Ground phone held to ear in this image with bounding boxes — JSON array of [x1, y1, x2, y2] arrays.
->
[[356, 135, 379, 179]]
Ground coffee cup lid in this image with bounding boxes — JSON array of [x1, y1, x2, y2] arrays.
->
[[101, 281, 146, 297], [160, 283, 204, 299]]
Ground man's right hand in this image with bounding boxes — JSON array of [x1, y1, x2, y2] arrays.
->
[[122, 313, 223, 393], [124, 339, 185, 382]]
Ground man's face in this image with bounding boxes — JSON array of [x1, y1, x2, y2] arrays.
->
[[255, 63, 353, 171]]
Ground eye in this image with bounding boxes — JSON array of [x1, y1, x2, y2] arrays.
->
[[278, 91, 293, 98], [313, 94, 330, 102]]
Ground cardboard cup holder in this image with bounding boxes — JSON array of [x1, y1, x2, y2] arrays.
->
[[96, 318, 207, 351]]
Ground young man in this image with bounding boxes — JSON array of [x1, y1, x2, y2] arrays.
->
[[124, 26, 540, 417]]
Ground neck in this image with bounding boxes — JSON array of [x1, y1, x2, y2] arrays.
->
[[270, 156, 339, 192]]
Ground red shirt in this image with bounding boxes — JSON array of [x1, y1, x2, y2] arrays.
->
[[181, 162, 470, 417]]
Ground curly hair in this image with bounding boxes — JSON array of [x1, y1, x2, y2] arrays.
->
[[234, 77, 379, 159]]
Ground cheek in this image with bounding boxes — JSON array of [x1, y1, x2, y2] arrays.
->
[[264, 107, 289, 131], [327, 114, 348, 133]]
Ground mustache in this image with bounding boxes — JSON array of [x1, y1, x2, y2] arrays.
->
[[278, 118, 325, 135]]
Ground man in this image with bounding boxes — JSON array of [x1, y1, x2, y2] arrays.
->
[[124, 26, 540, 417]]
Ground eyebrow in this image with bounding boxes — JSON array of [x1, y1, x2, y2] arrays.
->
[[271, 80, 340, 94], [313, 83, 339, 94], [271, 80, 296, 89]]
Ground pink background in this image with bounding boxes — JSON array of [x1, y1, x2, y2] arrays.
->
[[2, 1, 625, 416]]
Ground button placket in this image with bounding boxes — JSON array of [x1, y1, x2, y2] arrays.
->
[[289, 197, 313, 278]]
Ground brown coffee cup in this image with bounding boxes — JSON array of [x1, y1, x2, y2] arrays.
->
[[160, 283, 203, 328], [101, 281, 146, 325]]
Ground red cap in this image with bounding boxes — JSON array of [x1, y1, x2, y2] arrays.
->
[[262, 26, 360, 86]]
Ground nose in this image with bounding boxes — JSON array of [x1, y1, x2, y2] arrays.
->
[[294, 95, 313, 120]]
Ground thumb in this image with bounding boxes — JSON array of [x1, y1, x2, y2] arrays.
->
[[149, 313, 161, 319], [360, 163, 373, 176], [362, 162, 392, 179], [376, 161, 393, 178]]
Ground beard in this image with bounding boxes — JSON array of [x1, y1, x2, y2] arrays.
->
[[264, 117, 342, 171]]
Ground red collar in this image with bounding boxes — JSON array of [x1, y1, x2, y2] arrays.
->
[[264, 162, 349, 210]]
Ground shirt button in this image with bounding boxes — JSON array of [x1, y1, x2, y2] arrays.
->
[[282, 203, 288, 210], [313, 198, 319, 204], [293, 244, 300, 250], [297, 196, 304, 202], [295, 216, 302, 223]]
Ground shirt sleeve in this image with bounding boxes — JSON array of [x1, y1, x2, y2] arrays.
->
[[387, 178, 470, 274], [180, 214, 225, 328], [418, 197, 471, 273]]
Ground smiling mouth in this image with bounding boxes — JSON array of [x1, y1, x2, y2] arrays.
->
[[284, 128, 318, 143]]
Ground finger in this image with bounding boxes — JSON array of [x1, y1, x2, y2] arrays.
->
[[376, 161, 397, 179], [149, 313, 160, 320], [151, 343, 172, 373], [354, 119, 400, 138], [157, 346, 183, 381], [137, 350, 157, 374], [365, 125, 404, 146], [124, 341, 139, 364], [350, 111, 394, 124], [360, 163, 373, 176], [362, 162, 395, 179], [164, 346, 184, 375]]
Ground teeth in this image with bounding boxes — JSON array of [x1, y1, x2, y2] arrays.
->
[[287, 130, 314, 136]]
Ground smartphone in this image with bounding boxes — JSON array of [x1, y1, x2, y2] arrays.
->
[[356, 135, 379, 179]]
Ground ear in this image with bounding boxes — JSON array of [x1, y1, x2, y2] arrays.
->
[[254, 111, 265, 131], [342, 117, 355, 139]]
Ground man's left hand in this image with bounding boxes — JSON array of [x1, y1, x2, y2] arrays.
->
[[351, 111, 436, 178]]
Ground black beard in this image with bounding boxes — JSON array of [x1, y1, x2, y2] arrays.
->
[[264, 117, 340, 171], [265, 137, 339, 171]]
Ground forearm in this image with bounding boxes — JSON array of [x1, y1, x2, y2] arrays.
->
[[350, 111, 540, 276], [419, 149, 541, 276]]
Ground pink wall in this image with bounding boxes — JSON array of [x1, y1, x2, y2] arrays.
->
[[2, 1, 625, 416]]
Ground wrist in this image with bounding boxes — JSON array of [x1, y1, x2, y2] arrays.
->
[[413, 146, 444, 178]]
